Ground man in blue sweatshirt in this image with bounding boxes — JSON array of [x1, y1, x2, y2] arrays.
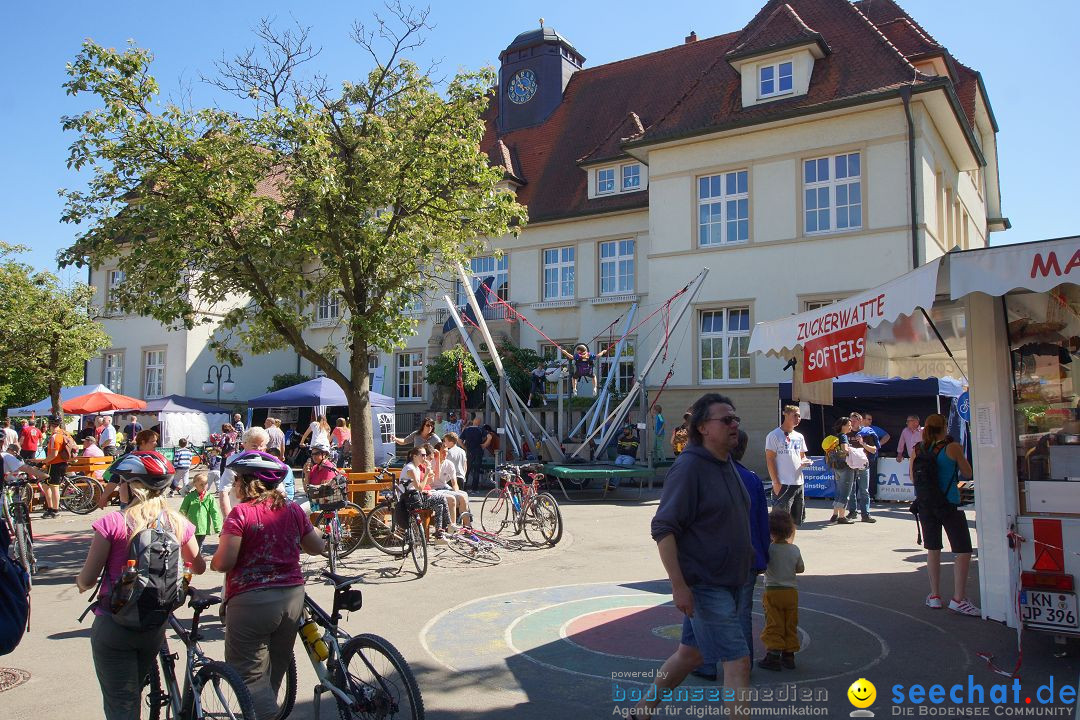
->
[[635, 394, 753, 717]]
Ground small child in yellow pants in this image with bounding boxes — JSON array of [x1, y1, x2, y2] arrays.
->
[[759, 509, 804, 670]]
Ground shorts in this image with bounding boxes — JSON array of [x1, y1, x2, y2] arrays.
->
[[103, 446, 117, 457], [20, 450, 35, 461], [679, 584, 749, 664], [48, 462, 68, 485], [919, 505, 972, 553]]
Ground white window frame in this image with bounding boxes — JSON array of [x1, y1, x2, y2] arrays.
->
[[143, 349, 166, 399], [699, 308, 751, 384], [621, 164, 641, 191], [457, 256, 510, 306], [106, 270, 126, 314], [377, 412, 396, 445], [540, 344, 566, 396], [543, 246, 575, 301], [596, 338, 635, 394], [597, 168, 616, 195], [758, 60, 794, 99], [316, 293, 340, 323], [698, 170, 750, 247], [803, 297, 844, 313], [396, 351, 424, 401], [103, 351, 124, 393], [804, 152, 862, 235], [599, 239, 635, 295]]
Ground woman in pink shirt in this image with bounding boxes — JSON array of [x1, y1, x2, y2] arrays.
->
[[211, 451, 325, 719], [76, 451, 205, 720]]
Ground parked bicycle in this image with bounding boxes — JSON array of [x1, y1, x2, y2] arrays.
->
[[2, 472, 36, 582], [308, 475, 365, 574], [363, 459, 429, 578], [442, 522, 502, 565], [273, 568, 425, 720], [480, 463, 563, 546], [143, 586, 256, 720], [18, 462, 104, 515]]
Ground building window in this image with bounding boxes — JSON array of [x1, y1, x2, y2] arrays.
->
[[621, 164, 641, 191], [103, 352, 124, 393], [759, 61, 793, 98], [368, 354, 381, 374], [698, 170, 749, 246], [143, 350, 165, 399], [804, 152, 862, 234], [803, 298, 843, 312], [457, 256, 509, 306], [543, 246, 575, 301], [396, 351, 424, 400], [699, 308, 751, 383], [317, 293, 340, 322], [377, 413, 396, 445], [597, 168, 615, 194], [106, 270, 126, 314], [599, 239, 635, 295], [541, 344, 564, 396], [596, 339, 635, 394]]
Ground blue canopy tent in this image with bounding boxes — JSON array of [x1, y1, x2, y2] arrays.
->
[[246, 378, 396, 465]]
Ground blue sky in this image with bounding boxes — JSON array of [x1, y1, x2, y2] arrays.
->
[[2, 1, 1077, 276]]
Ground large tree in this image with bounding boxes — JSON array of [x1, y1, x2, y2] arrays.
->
[[0, 242, 109, 418], [59, 9, 526, 469]]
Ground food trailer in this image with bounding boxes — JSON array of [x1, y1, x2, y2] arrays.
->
[[749, 236, 1080, 644]]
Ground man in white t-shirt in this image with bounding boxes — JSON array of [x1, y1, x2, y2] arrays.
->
[[98, 416, 118, 456], [2, 419, 18, 451], [2, 444, 48, 484], [764, 405, 811, 526], [443, 432, 468, 488]]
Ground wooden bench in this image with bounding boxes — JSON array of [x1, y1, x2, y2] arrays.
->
[[67, 456, 112, 476]]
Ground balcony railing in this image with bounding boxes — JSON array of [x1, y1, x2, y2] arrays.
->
[[434, 302, 517, 328]]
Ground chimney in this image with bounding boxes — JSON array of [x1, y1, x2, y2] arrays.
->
[[685, 31, 698, 44]]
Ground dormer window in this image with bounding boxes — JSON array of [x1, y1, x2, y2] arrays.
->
[[590, 163, 648, 198], [759, 61, 793, 98]]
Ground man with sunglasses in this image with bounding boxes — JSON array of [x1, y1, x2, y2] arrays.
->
[[765, 405, 812, 526], [637, 394, 752, 716]]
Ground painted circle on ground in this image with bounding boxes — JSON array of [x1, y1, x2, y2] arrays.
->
[[563, 604, 682, 660]]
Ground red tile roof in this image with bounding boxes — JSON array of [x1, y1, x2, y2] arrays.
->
[[482, 0, 986, 224]]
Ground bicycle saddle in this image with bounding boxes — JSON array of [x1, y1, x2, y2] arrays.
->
[[188, 588, 222, 611], [321, 569, 363, 589]]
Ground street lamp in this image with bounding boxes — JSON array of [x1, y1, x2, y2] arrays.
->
[[202, 364, 236, 407]]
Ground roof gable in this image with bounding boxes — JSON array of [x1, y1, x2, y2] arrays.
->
[[726, 2, 829, 61]]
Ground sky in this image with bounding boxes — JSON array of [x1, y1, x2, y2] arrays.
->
[[3, 0, 1077, 277]]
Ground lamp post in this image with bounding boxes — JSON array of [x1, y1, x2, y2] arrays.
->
[[202, 364, 236, 408]]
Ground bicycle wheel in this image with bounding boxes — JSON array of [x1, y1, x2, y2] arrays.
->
[[444, 533, 501, 565], [407, 518, 428, 578], [479, 490, 511, 535], [271, 653, 297, 720], [523, 492, 564, 547], [59, 476, 98, 515], [365, 501, 406, 556], [332, 633, 425, 720], [13, 517, 34, 584], [337, 502, 366, 558], [184, 660, 257, 719], [328, 522, 340, 574]]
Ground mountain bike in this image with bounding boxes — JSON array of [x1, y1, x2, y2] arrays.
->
[[442, 524, 502, 565], [308, 478, 365, 574], [363, 464, 429, 578], [20, 464, 103, 515], [143, 587, 256, 719], [275, 568, 425, 720], [2, 473, 36, 582], [480, 463, 563, 546]]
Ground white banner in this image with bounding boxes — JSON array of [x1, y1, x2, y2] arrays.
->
[[876, 457, 914, 502], [950, 237, 1080, 299]]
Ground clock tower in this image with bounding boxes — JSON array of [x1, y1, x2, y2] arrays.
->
[[497, 23, 584, 133]]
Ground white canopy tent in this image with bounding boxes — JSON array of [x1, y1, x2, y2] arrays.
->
[[7, 384, 111, 416]]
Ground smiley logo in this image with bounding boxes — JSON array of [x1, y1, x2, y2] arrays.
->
[[847, 678, 877, 709]]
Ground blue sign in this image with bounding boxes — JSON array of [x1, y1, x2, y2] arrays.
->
[[957, 391, 970, 422], [802, 457, 836, 499]]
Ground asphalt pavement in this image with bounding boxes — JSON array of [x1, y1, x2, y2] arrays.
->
[[2, 488, 1078, 719]]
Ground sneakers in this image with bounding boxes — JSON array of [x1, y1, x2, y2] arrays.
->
[[925, 593, 943, 609], [846, 512, 858, 521], [757, 651, 782, 672], [781, 651, 796, 670], [41, 509, 58, 519], [861, 514, 877, 523], [835, 516, 854, 525], [827, 514, 839, 525], [948, 598, 981, 616]]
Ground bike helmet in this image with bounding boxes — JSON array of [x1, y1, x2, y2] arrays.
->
[[225, 450, 289, 487], [110, 450, 174, 491]]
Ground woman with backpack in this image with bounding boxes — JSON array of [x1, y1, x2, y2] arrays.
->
[[211, 451, 326, 719], [827, 418, 856, 525], [910, 413, 979, 616], [75, 451, 205, 720]]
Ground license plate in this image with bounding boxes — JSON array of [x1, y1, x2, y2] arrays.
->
[[1020, 590, 1079, 630]]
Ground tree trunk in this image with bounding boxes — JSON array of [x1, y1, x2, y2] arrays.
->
[[49, 378, 62, 422], [347, 362, 375, 473]]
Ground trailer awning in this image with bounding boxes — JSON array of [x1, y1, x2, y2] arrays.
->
[[949, 236, 1080, 299]]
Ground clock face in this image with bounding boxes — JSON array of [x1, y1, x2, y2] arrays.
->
[[507, 69, 538, 105]]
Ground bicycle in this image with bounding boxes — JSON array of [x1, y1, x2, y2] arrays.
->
[[308, 477, 365, 574], [20, 463, 104, 515], [143, 587, 257, 719], [480, 463, 564, 546], [2, 473, 36, 582], [441, 524, 502, 565], [363, 461, 429, 578], [275, 568, 425, 720]]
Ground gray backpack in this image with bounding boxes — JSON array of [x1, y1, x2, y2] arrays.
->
[[106, 516, 185, 630]]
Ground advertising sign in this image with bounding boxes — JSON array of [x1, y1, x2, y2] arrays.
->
[[876, 457, 915, 502], [803, 322, 868, 383], [802, 457, 837, 498]]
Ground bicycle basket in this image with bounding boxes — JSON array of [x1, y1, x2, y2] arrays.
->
[[308, 481, 347, 511]]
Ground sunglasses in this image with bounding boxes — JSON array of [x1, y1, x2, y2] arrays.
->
[[704, 415, 741, 425]]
